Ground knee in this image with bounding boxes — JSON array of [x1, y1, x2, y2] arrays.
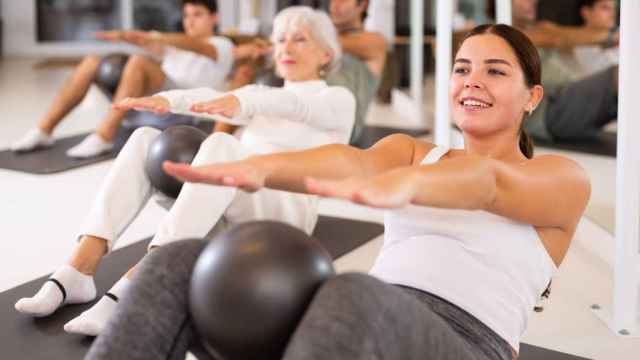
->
[[192, 132, 243, 164], [142, 239, 208, 274], [79, 55, 102, 72], [198, 132, 240, 155], [83, 54, 102, 66], [120, 127, 162, 155], [130, 126, 162, 143], [123, 54, 149, 73], [314, 273, 383, 306], [201, 132, 237, 148]]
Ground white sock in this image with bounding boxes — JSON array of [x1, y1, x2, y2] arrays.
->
[[63, 277, 131, 336], [10, 128, 54, 152], [65, 133, 113, 158], [14, 265, 96, 317]]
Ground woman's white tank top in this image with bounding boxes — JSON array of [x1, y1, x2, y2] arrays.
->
[[368, 146, 557, 353]]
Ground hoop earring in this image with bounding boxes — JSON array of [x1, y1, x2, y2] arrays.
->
[[526, 107, 534, 116]]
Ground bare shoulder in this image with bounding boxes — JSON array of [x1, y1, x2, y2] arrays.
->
[[520, 154, 591, 206], [527, 154, 588, 174], [364, 134, 434, 168], [363, 30, 386, 43]]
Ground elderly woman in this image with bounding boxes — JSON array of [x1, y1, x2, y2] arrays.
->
[[88, 24, 588, 360], [14, 6, 355, 337]]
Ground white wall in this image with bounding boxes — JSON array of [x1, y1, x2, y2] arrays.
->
[[0, 0, 274, 58], [1, 0, 137, 58]]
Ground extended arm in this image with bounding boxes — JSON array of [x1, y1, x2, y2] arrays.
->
[[164, 134, 426, 193], [95, 31, 221, 60], [229, 86, 356, 132], [339, 31, 387, 76], [522, 21, 616, 49], [310, 154, 590, 230]]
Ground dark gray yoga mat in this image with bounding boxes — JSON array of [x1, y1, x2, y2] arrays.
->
[[0, 116, 213, 175], [0, 216, 383, 359], [0, 132, 123, 175]]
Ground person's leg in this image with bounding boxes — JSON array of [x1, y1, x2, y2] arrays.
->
[[15, 127, 161, 318], [282, 273, 489, 360], [86, 239, 208, 360], [148, 132, 247, 249], [97, 55, 167, 141], [224, 185, 319, 236], [65, 131, 245, 335], [545, 66, 618, 140], [67, 55, 166, 158], [10, 55, 102, 152]]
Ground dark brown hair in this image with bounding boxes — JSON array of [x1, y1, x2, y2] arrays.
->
[[182, 0, 218, 13], [457, 24, 541, 159]]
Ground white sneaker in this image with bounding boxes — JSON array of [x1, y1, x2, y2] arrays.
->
[[66, 133, 114, 158], [10, 128, 55, 152]]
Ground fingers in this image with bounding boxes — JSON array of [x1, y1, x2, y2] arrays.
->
[[190, 99, 235, 117], [190, 102, 222, 115], [163, 162, 212, 183], [113, 97, 168, 113], [163, 162, 238, 186]]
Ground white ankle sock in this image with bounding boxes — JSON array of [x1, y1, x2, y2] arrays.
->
[[10, 128, 54, 152], [63, 277, 131, 336], [14, 265, 96, 317], [65, 133, 113, 158]]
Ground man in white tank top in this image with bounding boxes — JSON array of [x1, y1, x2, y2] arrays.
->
[[10, 0, 266, 158]]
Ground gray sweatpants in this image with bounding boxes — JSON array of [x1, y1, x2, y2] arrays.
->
[[86, 240, 513, 360], [545, 66, 618, 140]]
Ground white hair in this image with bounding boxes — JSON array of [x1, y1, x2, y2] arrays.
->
[[271, 6, 342, 74]]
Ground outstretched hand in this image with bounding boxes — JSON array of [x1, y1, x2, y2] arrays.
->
[[94, 31, 123, 42], [113, 96, 170, 114], [304, 168, 418, 209], [189, 95, 241, 118], [163, 159, 267, 193], [95, 30, 152, 46]]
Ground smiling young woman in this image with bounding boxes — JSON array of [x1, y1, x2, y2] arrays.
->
[[87, 24, 590, 360]]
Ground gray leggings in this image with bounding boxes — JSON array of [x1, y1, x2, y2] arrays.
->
[[545, 66, 618, 140], [86, 240, 514, 360]]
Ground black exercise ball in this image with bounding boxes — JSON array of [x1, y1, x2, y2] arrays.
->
[[95, 53, 129, 97], [145, 125, 208, 198], [190, 221, 335, 360]]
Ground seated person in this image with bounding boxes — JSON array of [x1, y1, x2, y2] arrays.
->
[[14, 6, 355, 337], [11, 0, 263, 158], [86, 24, 590, 360], [503, 0, 619, 141], [220, 0, 387, 145], [570, 0, 619, 76], [328, 0, 387, 143]]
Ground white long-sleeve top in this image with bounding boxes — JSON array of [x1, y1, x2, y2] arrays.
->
[[161, 36, 235, 90], [157, 80, 356, 153]]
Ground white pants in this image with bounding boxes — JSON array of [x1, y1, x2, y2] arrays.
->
[[78, 127, 319, 252]]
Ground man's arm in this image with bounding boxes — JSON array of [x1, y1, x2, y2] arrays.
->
[[339, 31, 387, 76], [522, 21, 617, 49], [143, 32, 220, 60]]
